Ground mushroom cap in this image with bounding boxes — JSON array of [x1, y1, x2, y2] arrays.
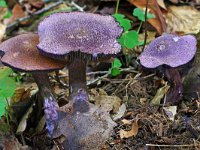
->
[[0, 33, 65, 72], [37, 12, 123, 60], [138, 34, 197, 68]]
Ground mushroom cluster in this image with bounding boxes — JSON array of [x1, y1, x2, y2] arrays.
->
[[0, 11, 123, 146]]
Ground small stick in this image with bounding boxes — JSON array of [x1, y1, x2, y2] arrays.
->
[[6, 0, 64, 31], [70, 1, 86, 12], [146, 144, 199, 147]]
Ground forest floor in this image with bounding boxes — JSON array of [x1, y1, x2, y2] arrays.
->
[[0, 0, 200, 150]]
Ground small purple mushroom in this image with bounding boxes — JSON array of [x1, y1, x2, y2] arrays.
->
[[0, 33, 65, 136], [37, 12, 123, 112], [138, 34, 197, 104], [139, 34, 196, 68]]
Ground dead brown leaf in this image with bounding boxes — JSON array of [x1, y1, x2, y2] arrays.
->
[[11, 87, 31, 104], [150, 83, 170, 105], [121, 119, 132, 125], [119, 119, 139, 139], [95, 95, 121, 113], [165, 6, 200, 34], [5, 4, 26, 25], [0, 7, 7, 21], [128, 0, 167, 34], [156, 0, 167, 10]]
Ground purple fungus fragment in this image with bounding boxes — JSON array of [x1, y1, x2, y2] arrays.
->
[[0, 33, 65, 136], [37, 12, 123, 112], [139, 34, 197, 104]]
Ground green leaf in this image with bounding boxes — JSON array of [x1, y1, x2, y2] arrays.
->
[[113, 13, 131, 31], [0, 67, 13, 79], [0, 77, 16, 98], [124, 30, 139, 49], [133, 8, 155, 22], [0, 97, 6, 117], [112, 58, 122, 68], [0, 0, 7, 7], [109, 58, 122, 76], [3, 10, 12, 19], [120, 19, 131, 31], [111, 68, 121, 76], [117, 34, 125, 48], [0, 68, 16, 98], [113, 13, 125, 21], [137, 40, 145, 46]]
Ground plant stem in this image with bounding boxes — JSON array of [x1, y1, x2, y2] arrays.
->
[[5, 98, 10, 130], [115, 0, 120, 14], [137, 21, 143, 33]]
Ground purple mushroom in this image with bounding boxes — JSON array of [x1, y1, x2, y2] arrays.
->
[[37, 12, 123, 112], [139, 34, 197, 104], [0, 33, 65, 136]]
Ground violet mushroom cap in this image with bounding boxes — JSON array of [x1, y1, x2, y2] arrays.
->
[[37, 12, 123, 112], [138, 34, 197, 68], [0, 33, 66, 136], [37, 12, 123, 60], [0, 33, 65, 72]]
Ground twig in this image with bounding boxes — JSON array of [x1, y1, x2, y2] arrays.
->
[[146, 144, 199, 147], [70, 1, 86, 12], [59, 67, 138, 78], [6, 0, 64, 31], [87, 71, 108, 76], [87, 74, 109, 86], [142, 0, 149, 51]]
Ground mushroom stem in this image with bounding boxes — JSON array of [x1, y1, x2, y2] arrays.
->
[[68, 58, 87, 94], [68, 58, 89, 112], [32, 72, 59, 136], [32, 72, 51, 95], [164, 68, 183, 104]]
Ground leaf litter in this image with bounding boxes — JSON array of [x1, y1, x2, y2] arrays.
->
[[0, 0, 200, 150]]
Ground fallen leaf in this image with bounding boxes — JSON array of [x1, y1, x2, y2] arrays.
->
[[0, 7, 7, 21], [5, 4, 26, 25], [120, 119, 139, 139], [128, 0, 167, 34], [95, 95, 121, 113], [112, 103, 126, 121], [0, 24, 6, 41], [0, 135, 29, 150], [150, 83, 170, 105], [163, 106, 177, 121], [156, 0, 166, 10], [138, 31, 156, 44], [121, 119, 132, 125], [165, 6, 200, 34], [11, 87, 31, 104], [16, 103, 34, 134]]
